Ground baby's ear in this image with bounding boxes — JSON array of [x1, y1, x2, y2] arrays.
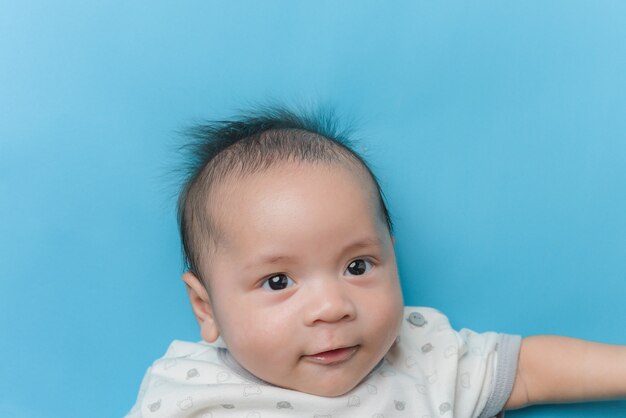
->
[[182, 271, 220, 342]]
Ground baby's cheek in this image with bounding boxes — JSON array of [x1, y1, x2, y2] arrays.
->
[[226, 320, 287, 366], [376, 297, 404, 346]]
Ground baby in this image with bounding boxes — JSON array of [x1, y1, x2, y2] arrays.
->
[[127, 107, 626, 417]]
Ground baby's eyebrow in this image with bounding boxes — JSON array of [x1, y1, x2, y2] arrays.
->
[[340, 236, 384, 255], [243, 254, 297, 271]]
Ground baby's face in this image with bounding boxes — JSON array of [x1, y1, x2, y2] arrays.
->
[[201, 161, 404, 396]]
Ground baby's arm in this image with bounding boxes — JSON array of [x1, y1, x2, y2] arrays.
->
[[505, 336, 626, 409]]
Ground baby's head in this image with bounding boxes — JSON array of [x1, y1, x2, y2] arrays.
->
[[178, 107, 404, 396]]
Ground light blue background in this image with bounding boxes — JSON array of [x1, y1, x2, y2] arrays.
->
[[1, 1, 625, 417]]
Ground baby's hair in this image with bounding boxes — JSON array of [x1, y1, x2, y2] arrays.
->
[[177, 105, 392, 287]]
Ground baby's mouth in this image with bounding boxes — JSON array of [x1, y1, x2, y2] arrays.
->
[[303, 345, 359, 365]]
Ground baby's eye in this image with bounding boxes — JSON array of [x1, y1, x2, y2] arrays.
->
[[345, 259, 373, 276], [261, 274, 295, 291]]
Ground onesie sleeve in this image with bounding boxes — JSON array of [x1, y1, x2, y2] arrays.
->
[[394, 307, 521, 418], [476, 333, 521, 418]]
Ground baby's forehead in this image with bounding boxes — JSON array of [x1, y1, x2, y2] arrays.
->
[[206, 160, 383, 232], [204, 161, 388, 259], [212, 159, 377, 201]]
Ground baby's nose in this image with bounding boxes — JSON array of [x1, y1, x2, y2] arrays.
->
[[303, 279, 357, 325]]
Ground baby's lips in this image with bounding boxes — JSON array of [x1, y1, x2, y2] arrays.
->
[[304, 345, 359, 365]]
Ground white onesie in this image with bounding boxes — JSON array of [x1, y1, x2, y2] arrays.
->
[[126, 307, 521, 418]]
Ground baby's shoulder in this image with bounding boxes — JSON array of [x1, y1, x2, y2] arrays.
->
[[147, 340, 228, 380], [401, 306, 454, 334], [161, 339, 218, 359], [392, 306, 504, 365]]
